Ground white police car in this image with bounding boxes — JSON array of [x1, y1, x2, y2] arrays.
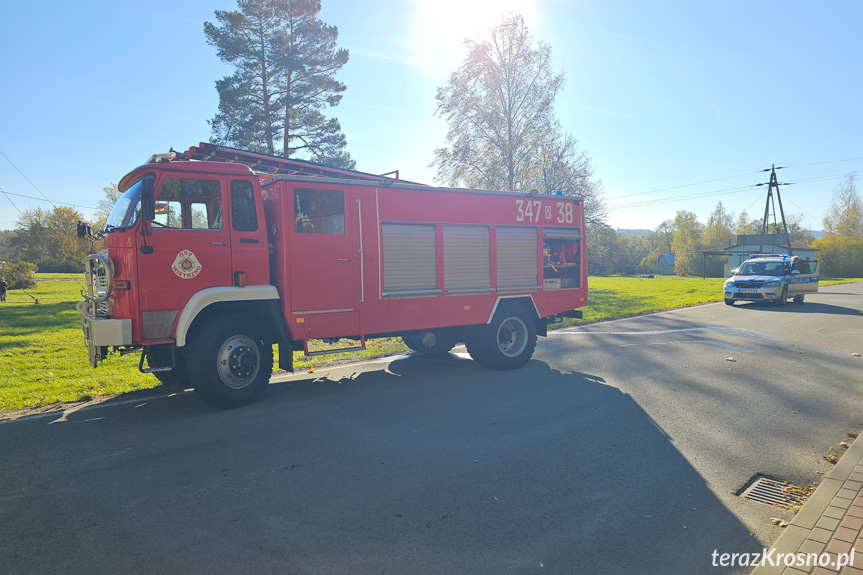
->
[[723, 254, 819, 306]]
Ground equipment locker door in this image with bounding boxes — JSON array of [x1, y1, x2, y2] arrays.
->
[[289, 186, 355, 313]]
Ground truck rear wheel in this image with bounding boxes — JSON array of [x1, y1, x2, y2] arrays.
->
[[466, 307, 536, 370], [187, 316, 273, 409]]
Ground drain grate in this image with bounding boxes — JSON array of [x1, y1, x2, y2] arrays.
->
[[739, 476, 813, 509]]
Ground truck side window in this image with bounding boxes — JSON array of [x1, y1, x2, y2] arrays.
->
[[155, 177, 222, 230], [231, 181, 258, 232], [294, 188, 344, 234]]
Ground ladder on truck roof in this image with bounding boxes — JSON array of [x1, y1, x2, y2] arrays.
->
[[184, 142, 419, 184]]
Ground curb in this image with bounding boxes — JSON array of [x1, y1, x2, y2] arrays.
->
[[751, 431, 863, 575]]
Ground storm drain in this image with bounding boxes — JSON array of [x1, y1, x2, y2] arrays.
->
[[738, 476, 813, 509]]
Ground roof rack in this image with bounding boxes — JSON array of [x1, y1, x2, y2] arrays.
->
[[183, 142, 421, 184]]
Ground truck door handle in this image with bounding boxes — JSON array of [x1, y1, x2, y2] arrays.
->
[[210, 242, 227, 246], [337, 258, 351, 262]]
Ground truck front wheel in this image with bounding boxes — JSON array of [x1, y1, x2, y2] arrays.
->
[[467, 308, 537, 370], [187, 316, 273, 408]]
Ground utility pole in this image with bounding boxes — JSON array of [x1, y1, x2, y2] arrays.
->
[[757, 164, 793, 256]]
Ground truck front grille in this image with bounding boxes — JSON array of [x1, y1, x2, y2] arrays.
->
[[94, 268, 110, 316]]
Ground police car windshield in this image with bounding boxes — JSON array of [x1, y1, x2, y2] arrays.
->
[[105, 181, 142, 231], [737, 261, 784, 276]]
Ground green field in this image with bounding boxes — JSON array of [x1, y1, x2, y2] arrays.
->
[[0, 274, 858, 412]]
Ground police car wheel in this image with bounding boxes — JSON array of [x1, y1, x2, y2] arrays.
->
[[187, 316, 273, 409], [776, 286, 788, 307], [724, 298, 735, 306]]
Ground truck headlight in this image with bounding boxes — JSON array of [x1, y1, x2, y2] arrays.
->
[[765, 281, 781, 287]]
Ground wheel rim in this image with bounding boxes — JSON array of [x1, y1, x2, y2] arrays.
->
[[216, 335, 260, 389], [496, 316, 528, 357]]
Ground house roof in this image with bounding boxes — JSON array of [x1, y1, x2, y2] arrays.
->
[[720, 241, 814, 251]]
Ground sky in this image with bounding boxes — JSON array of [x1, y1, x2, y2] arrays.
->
[[1, 0, 861, 233]]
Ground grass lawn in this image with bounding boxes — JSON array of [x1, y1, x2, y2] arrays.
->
[[1, 274, 859, 411]]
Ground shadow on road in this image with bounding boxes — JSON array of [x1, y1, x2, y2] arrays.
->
[[730, 301, 862, 315], [0, 353, 761, 575]]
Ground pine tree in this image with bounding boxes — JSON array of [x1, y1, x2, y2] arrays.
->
[[205, 0, 354, 168]]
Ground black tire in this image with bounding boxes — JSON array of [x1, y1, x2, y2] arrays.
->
[[148, 345, 189, 388], [775, 286, 788, 307], [466, 307, 537, 370], [401, 331, 457, 357], [724, 298, 735, 306], [186, 316, 273, 409], [793, 294, 805, 304]]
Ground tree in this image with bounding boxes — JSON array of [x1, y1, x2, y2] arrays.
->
[[734, 210, 761, 236], [812, 236, 863, 278], [93, 183, 121, 231], [205, 0, 354, 168], [11, 207, 89, 272], [671, 210, 704, 276], [0, 229, 16, 262], [823, 172, 863, 238], [654, 220, 676, 253], [703, 201, 734, 249], [586, 222, 616, 275], [433, 14, 606, 224], [535, 128, 607, 226], [0, 261, 37, 289]]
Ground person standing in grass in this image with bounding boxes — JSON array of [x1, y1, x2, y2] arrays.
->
[[0, 277, 7, 302]]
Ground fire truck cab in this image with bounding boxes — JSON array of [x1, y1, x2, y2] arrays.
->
[[79, 144, 588, 408]]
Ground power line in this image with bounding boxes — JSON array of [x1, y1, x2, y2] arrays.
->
[[609, 184, 757, 210], [0, 185, 23, 216], [606, 157, 861, 204], [0, 190, 96, 210], [606, 170, 760, 201], [0, 147, 56, 208], [788, 157, 863, 170]]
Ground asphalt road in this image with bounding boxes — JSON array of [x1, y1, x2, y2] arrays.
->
[[1, 283, 862, 575]]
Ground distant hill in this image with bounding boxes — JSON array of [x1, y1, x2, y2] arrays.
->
[[804, 230, 823, 240], [616, 229, 653, 237]]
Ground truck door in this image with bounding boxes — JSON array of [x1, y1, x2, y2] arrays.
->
[[136, 173, 232, 341], [289, 186, 355, 313], [227, 179, 269, 286]]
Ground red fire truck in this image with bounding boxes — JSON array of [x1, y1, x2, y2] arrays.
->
[[78, 144, 588, 408]]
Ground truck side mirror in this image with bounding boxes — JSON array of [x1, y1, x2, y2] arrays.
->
[[141, 177, 155, 221]]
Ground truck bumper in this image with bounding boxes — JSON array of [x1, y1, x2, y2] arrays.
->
[[77, 301, 133, 366]]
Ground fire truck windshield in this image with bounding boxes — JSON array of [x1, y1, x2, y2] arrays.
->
[[105, 180, 142, 231]]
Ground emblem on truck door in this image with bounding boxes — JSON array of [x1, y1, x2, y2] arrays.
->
[[171, 250, 202, 279]]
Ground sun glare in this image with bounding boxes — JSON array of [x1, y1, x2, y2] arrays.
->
[[408, 0, 540, 73]]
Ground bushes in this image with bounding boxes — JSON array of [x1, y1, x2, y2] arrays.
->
[[0, 261, 37, 290], [812, 236, 863, 278]]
